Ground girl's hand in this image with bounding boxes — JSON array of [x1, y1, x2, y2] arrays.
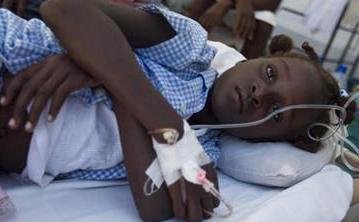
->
[[1, 54, 98, 132], [2, 0, 29, 17], [168, 164, 219, 221], [234, 0, 256, 40]]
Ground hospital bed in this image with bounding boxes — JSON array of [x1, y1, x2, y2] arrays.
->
[[0, 10, 354, 220], [0, 164, 352, 222]]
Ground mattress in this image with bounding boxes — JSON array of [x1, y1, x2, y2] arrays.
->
[[1, 165, 353, 222]]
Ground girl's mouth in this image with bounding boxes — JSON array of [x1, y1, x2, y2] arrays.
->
[[234, 86, 243, 114]]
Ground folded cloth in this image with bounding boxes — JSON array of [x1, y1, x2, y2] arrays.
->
[[22, 97, 123, 187]]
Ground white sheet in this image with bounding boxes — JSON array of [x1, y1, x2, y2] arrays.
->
[[0, 165, 352, 222]]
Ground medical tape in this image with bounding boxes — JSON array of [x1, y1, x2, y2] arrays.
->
[[144, 120, 233, 218], [144, 159, 164, 196], [150, 120, 211, 186], [145, 120, 211, 191]]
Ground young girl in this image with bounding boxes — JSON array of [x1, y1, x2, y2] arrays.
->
[[0, 0, 356, 221]]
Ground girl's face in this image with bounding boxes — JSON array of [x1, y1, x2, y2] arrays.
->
[[211, 57, 325, 140]]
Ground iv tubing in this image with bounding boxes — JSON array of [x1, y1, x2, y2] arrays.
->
[[191, 104, 346, 132], [190, 92, 359, 172]]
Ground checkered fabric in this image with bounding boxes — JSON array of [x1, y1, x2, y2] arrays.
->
[[58, 130, 222, 180], [0, 5, 221, 181]]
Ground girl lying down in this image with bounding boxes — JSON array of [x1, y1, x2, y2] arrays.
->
[[0, 0, 357, 221]]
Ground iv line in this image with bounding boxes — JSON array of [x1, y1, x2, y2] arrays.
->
[[191, 91, 359, 172]]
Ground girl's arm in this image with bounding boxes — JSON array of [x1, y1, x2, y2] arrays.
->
[[114, 99, 218, 221], [113, 101, 174, 221], [40, 0, 218, 220], [40, 0, 183, 138], [114, 101, 219, 221]]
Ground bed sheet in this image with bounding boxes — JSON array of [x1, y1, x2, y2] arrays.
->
[[0, 165, 353, 222]]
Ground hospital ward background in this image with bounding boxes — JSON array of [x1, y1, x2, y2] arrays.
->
[[1, 0, 359, 221]]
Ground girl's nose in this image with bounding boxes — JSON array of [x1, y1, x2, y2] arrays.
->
[[250, 83, 263, 108]]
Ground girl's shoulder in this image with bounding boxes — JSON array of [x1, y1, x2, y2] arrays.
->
[[135, 4, 216, 70]]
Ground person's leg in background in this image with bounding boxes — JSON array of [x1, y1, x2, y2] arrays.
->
[[166, 0, 282, 59], [241, 19, 273, 58], [175, 0, 214, 19], [241, 0, 281, 59]]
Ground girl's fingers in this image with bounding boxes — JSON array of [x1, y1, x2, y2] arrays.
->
[[10, 64, 54, 129], [2, 62, 41, 106], [26, 92, 50, 131], [2, 72, 27, 106], [200, 191, 214, 219], [201, 163, 220, 208], [168, 181, 186, 219], [185, 183, 203, 222], [11, 80, 43, 129], [48, 83, 71, 121], [28, 70, 67, 129]]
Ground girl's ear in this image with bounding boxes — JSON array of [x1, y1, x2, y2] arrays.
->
[[291, 132, 321, 153], [290, 113, 330, 153]]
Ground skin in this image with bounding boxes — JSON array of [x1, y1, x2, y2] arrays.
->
[[202, 57, 325, 140], [42, 1, 216, 221], [2, 55, 99, 130], [0, 0, 339, 221], [1, 0, 28, 16]]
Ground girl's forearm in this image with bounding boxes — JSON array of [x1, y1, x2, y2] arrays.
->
[[40, 0, 183, 136], [113, 100, 173, 221]]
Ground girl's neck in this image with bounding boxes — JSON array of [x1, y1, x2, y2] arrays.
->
[[188, 89, 218, 125]]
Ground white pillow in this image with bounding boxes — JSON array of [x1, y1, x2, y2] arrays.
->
[[217, 134, 335, 187]]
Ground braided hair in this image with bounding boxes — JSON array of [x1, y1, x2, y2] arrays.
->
[[268, 35, 356, 152]]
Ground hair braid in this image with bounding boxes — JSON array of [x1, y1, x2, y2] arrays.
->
[[267, 35, 356, 151]]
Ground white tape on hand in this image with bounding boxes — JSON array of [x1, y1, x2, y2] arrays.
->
[[146, 120, 211, 187]]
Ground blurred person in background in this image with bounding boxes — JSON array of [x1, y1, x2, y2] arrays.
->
[[166, 0, 281, 58]]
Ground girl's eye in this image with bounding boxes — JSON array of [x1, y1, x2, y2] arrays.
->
[[266, 65, 275, 81], [272, 104, 281, 122]]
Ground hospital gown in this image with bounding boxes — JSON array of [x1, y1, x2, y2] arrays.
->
[[0, 5, 221, 180]]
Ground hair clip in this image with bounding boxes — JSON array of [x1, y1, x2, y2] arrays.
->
[[340, 89, 349, 97]]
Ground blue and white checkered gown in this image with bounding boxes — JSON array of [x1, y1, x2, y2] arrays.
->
[[0, 5, 221, 181]]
